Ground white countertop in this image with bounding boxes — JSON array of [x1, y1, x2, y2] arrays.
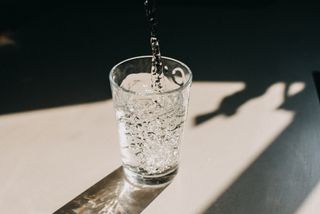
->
[[1, 81, 318, 214]]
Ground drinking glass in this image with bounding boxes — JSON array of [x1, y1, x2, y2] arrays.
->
[[109, 56, 192, 186]]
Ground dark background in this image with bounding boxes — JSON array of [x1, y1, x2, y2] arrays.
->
[[1, 0, 319, 115], [1, 1, 320, 214]]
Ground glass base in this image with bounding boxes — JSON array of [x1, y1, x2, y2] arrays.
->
[[123, 167, 178, 187]]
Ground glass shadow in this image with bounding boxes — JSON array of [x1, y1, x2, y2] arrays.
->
[[54, 167, 168, 214]]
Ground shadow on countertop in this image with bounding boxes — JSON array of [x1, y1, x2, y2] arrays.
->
[[54, 167, 168, 214]]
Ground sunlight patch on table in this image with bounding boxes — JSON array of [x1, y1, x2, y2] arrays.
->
[[144, 81, 296, 214]]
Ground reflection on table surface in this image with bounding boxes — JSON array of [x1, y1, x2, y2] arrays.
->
[[54, 167, 168, 214]]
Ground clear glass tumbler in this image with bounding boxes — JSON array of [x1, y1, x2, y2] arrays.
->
[[109, 56, 192, 186]]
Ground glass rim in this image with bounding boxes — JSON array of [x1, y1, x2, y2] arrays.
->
[[109, 55, 192, 96]]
